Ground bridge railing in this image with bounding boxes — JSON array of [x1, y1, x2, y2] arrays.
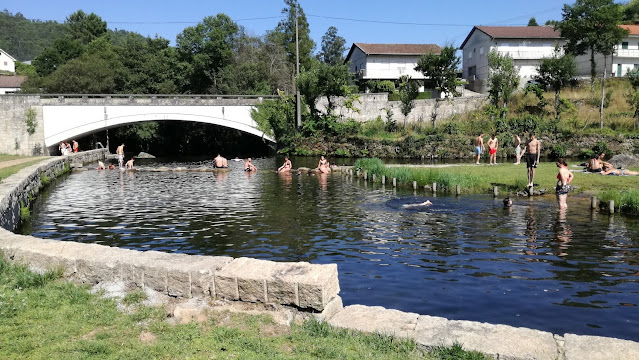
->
[[2, 93, 280, 100]]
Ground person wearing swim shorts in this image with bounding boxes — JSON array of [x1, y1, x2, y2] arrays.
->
[[487, 134, 498, 165], [555, 158, 573, 209], [524, 132, 541, 190], [474, 133, 485, 165], [116, 143, 125, 169]]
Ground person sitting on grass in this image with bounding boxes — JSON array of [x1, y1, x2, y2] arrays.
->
[[587, 153, 614, 173]]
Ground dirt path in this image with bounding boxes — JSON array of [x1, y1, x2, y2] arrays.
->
[[0, 156, 49, 169]]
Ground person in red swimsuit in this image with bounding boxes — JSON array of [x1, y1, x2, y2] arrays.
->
[[487, 134, 499, 165]]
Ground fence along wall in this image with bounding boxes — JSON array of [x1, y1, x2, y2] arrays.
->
[[0, 151, 341, 314]]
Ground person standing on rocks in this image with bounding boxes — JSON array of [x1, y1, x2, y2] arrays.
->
[[474, 133, 485, 165], [116, 144, 125, 169], [524, 133, 541, 191]]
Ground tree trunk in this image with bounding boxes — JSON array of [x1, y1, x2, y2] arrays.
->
[[600, 56, 607, 130], [590, 49, 596, 91], [554, 90, 560, 120], [431, 99, 440, 128]]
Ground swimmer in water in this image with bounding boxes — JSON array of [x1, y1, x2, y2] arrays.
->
[[402, 200, 432, 208]]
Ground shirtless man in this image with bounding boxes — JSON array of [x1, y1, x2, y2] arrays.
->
[[514, 134, 522, 165], [402, 200, 432, 208], [244, 158, 257, 172], [474, 133, 485, 165], [524, 132, 541, 189], [97, 160, 106, 170], [116, 144, 125, 169], [213, 154, 228, 168], [72, 140, 79, 153], [487, 134, 498, 165], [125, 158, 135, 169]]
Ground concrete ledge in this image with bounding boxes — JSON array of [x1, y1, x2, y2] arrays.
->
[[328, 305, 419, 338], [564, 334, 639, 360]]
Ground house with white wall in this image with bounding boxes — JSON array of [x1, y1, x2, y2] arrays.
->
[[613, 25, 639, 77], [345, 43, 441, 85], [0, 49, 16, 74], [460, 26, 565, 94]]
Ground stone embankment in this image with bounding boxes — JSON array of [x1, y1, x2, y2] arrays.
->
[[1, 152, 638, 360]]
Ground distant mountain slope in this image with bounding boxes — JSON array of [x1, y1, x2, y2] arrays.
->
[[0, 9, 66, 61]]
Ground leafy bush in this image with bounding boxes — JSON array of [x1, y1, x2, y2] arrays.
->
[[592, 141, 610, 156], [550, 145, 566, 160]]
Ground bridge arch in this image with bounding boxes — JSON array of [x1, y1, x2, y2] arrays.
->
[[43, 104, 275, 149]]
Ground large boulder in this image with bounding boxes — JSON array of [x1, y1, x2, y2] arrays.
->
[[136, 152, 156, 159], [609, 154, 639, 169]]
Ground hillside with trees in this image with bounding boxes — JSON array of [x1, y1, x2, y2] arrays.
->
[[0, 10, 66, 61]]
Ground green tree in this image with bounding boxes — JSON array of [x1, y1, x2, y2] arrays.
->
[[295, 60, 352, 116], [32, 37, 83, 76], [273, 0, 315, 71], [622, 0, 639, 23], [397, 75, 419, 127], [0, 10, 66, 61], [117, 34, 179, 94], [65, 10, 107, 45], [251, 96, 296, 146], [414, 44, 461, 99], [534, 47, 577, 119], [176, 14, 241, 94], [626, 88, 639, 130], [559, 0, 628, 89], [527, 17, 539, 26], [487, 50, 519, 118], [318, 26, 346, 66]]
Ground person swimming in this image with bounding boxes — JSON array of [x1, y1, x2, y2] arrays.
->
[[402, 200, 432, 208]]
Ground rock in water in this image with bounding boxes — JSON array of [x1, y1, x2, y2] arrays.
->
[[136, 152, 156, 159]]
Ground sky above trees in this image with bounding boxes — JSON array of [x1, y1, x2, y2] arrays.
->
[[3, 0, 596, 50]]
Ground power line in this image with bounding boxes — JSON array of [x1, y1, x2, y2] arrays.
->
[[108, 16, 284, 25], [306, 14, 524, 27]]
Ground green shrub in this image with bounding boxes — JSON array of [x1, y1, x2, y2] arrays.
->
[[416, 92, 431, 100], [550, 145, 566, 160], [388, 93, 400, 101]]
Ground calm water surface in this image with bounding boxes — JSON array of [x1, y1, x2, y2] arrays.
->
[[23, 157, 639, 341]]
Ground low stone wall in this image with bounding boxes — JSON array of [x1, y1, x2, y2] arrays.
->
[[0, 149, 107, 231]]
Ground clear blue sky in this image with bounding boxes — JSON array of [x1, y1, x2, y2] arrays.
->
[[3, 0, 628, 50]]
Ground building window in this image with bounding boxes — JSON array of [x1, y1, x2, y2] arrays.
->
[[3, 61, 6, 66], [622, 42, 629, 50], [479, 47, 484, 55], [468, 66, 477, 77], [618, 64, 622, 76]]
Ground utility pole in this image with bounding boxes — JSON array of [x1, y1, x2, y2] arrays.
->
[[295, 5, 302, 128]]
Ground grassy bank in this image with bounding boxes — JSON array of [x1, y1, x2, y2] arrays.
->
[[0, 256, 488, 359], [354, 158, 639, 195], [0, 160, 46, 182]]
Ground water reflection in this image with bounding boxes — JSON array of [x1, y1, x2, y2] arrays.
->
[[22, 159, 639, 341]]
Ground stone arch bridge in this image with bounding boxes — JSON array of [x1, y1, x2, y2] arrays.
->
[[0, 94, 277, 155]]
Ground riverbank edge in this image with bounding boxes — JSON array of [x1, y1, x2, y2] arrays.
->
[[0, 154, 637, 360]]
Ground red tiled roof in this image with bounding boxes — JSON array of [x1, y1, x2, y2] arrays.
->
[[620, 24, 639, 35], [0, 76, 26, 88], [345, 43, 441, 62], [460, 26, 562, 49]]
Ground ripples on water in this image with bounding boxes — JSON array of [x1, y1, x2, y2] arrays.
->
[[23, 157, 639, 341]]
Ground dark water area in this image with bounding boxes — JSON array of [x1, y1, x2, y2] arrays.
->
[[21, 157, 639, 341]]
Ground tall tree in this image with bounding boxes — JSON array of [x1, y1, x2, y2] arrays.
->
[[534, 47, 577, 119], [487, 50, 519, 117], [176, 14, 241, 94], [622, 0, 639, 23], [295, 60, 352, 116], [65, 10, 107, 45], [274, 0, 315, 72], [397, 75, 419, 127], [527, 17, 539, 26], [318, 26, 346, 65], [32, 37, 83, 76], [559, 0, 628, 89], [414, 45, 461, 99]]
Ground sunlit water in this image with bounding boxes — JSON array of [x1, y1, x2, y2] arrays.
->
[[21, 157, 639, 341]]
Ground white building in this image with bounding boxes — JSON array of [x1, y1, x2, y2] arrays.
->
[[345, 43, 441, 83], [460, 26, 564, 94], [0, 76, 26, 94], [0, 49, 16, 74], [613, 25, 639, 77]]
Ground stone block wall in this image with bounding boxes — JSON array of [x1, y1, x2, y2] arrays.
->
[[315, 93, 488, 125], [0, 151, 341, 312], [0, 95, 46, 156]]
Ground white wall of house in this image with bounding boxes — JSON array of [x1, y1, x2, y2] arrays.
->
[[613, 36, 639, 77], [0, 50, 16, 73], [462, 31, 492, 93], [348, 47, 425, 81], [0, 87, 20, 95]]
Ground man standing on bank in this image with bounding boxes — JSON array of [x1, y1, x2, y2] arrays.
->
[[487, 134, 498, 165], [524, 132, 541, 191], [474, 133, 485, 165]]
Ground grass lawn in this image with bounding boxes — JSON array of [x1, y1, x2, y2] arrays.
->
[[355, 158, 638, 195], [0, 160, 47, 183], [0, 258, 489, 360]]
